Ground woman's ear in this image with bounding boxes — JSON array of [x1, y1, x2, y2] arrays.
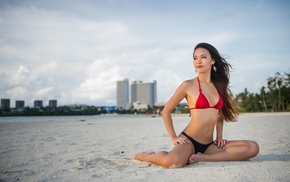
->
[[211, 59, 215, 65]]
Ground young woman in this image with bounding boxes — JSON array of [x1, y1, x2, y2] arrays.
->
[[134, 43, 259, 168]]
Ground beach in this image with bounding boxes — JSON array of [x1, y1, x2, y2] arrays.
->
[[0, 113, 289, 182]]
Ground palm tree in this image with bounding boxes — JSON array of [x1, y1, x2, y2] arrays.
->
[[260, 86, 267, 112], [267, 76, 278, 111]]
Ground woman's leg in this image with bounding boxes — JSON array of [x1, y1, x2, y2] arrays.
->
[[189, 140, 259, 163], [134, 143, 194, 168]]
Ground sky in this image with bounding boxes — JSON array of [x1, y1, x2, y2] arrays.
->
[[0, 0, 289, 107]]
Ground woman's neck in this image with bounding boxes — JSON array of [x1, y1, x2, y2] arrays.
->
[[198, 73, 211, 84]]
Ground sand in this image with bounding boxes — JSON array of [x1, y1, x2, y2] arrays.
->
[[0, 113, 289, 182]]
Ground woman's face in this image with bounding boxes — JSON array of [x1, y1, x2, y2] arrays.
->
[[193, 48, 215, 74]]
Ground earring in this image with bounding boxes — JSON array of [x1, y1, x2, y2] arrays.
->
[[213, 66, 217, 72]]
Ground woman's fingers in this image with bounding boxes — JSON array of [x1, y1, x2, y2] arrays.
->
[[176, 137, 189, 145], [215, 139, 228, 148]]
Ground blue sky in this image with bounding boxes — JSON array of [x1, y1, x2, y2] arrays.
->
[[0, 0, 289, 107]]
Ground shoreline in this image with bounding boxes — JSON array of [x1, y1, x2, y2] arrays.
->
[[1, 111, 290, 117]]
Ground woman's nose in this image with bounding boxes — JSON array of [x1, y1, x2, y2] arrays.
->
[[197, 57, 201, 63]]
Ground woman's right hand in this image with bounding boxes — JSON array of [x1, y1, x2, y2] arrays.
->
[[172, 136, 189, 145]]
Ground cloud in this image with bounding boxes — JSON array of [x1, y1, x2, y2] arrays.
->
[[72, 58, 121, 105], [35, 87, 55, 98], [151, 69, 188, 103], [10, 65, 30, 86], [0, 5, 139, 106], [8, 86, 28, 100], [0, 5, 133, 63]]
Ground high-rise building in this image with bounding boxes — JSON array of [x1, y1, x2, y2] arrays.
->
[[116, 79, 129, 109], [34, 100, 43, 108], [131, 80, 157, 108], [49, 100, 57, 107], [15, 100, 25, 109], [1, 99, 10, 109]]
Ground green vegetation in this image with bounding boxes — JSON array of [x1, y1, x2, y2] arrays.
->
[[235, 72, 290, 112], [0, 105, 162, 116], [0, 105, 108, 116]]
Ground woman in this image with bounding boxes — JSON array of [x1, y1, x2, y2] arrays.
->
[[134, 43, 259, 168]]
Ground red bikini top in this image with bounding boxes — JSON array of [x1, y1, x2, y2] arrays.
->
[[190, 77, 223, 110]]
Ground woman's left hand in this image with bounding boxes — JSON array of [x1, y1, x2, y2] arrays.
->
[[214, 138, 229, 149]]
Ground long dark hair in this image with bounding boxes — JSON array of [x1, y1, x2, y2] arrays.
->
[[194, 42, 239, 122]]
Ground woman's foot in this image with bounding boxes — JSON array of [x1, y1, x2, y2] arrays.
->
[[188, 152, 204, 164], [134, 151, 155, 161]]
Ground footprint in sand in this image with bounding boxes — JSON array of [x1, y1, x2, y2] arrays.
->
[[75, 157, 132, 171]]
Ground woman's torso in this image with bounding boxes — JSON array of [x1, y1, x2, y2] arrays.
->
[[183, 77, 222, 144]]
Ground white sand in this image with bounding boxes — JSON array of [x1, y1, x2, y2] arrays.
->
[[0, 113, 289, 182]]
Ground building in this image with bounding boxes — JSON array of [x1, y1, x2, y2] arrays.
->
[[131, 80, 157, 108], [34, 100, 43, 108], [133, 102, 148, 110], [49, 100, 57, 107], [15, 100, 25, 109], [116, 79, 129, 109], [1, 99, 10, 109]]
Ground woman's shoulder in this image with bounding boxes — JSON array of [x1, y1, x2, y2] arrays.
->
[[178, 78, 198, 90], [181, 78, 197, 86]]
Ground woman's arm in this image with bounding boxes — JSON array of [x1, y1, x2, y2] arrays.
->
[[214, 113, 228, 148], [162, 81, 189, 145], [215, 117, 223, 139]]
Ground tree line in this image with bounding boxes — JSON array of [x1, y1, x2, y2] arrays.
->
[[0, 105, 157, 116], [235, 72, 290, 112]]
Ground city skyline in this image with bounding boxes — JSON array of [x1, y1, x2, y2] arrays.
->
[[1, 98, 59, 109], [1, 78, 159, 108], [116, 79, 157, 109]]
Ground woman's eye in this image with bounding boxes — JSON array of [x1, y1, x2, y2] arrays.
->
[[193, 57, 196, 60], [202, 56, 206, 59]]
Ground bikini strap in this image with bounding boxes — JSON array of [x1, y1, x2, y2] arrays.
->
[[197, 77, 202, 92]]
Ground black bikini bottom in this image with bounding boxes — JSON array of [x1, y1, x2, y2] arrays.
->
[[181, 131, 213, 154]]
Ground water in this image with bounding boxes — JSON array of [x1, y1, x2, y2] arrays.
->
[[0, 114, 157, 123]]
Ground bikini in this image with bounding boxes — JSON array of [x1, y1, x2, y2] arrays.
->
[[182, 77, 223, 154], [190, 77, 223, 110]]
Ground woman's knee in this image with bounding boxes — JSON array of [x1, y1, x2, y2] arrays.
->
[[248, 141, 259, 157], [162, 157, 186, 168]]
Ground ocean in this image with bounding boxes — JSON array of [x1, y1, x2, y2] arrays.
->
[[0, 114, 158, 123]]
